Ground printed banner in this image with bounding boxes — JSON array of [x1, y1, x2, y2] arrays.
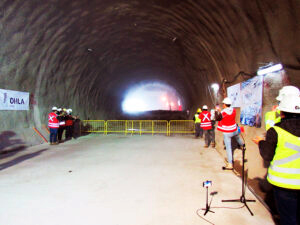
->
[[240, 76, 263, 127], [0, 89, 29, 110], [227, 83, 241, 107]]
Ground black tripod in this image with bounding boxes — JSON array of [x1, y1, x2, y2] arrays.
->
[[202, 185, 215, 215], [222, 145, 256, 216]]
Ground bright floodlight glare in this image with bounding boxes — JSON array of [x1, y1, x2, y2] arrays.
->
[[257, 63, 283, 76], [122, 82, 183, 113], [211, 83, 219, 91]]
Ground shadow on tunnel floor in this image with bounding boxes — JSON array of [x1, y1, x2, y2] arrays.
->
[[0, 149, 48, 171], [0, 130, 28, 158]]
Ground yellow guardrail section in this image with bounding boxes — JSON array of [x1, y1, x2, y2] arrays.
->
[[82, 120, 106, 133], [169, 120, 195, 135], [81, 120, 194, 136]]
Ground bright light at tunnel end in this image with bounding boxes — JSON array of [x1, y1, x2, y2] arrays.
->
[[122, 82, 183, 114]]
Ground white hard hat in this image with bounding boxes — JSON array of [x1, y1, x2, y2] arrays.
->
[[57, 108, 62, 112], [276, 86, 300, 101], [277, 95, 300, 114], [68, 109, 72, 113], [202, 105, 208, 110], [222, 97, 232, 105], [52, 106, 58, 111]]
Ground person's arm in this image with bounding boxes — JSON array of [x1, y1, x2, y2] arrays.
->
[[215, 111, 222, 121], [257, 128, 278, 161]]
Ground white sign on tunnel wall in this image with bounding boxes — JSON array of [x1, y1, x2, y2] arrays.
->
[[0, 89, 29, 110]]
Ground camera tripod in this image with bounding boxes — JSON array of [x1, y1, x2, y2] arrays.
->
[[202, 186, 215, 215], [222, 144, 256, 216]]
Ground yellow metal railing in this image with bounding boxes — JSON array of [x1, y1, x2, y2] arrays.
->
[[169, 120, 195, 136], [81, 120, 195, 136]]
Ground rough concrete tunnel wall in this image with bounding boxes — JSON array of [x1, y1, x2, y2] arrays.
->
[[0, 0, 299, 207]]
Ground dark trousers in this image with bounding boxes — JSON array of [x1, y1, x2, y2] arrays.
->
[[195, 123, 203, 138], [65, 125, 73, 140], [204, 129, 214, 146], [49, 128, 58, 143], [273, 185, 300, 225], [57, 127, 65, 141]]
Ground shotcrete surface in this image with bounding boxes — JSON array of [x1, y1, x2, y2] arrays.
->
[[0, 135, 274, 225]]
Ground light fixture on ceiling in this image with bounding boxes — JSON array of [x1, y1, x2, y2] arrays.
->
[[257, 63, 283, 76]]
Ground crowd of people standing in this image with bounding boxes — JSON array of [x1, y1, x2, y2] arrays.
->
[[48, 107, 79, 145]]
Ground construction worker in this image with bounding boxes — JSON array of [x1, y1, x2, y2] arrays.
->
[[253, 95, 300, 225], [48, 106, 59, 145], [65, 109, 75, 140], [216, 97, 244, 170], [193, 108, 203, 138], [57, 108, 66, 143], [265, 86, 300, 130], [199, 105, 214, 148]]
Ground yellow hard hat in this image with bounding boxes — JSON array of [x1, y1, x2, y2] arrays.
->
[[197, 108, 202, 113]]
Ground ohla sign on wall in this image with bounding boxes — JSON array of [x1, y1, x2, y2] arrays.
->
[[0, 88, 29, 110]]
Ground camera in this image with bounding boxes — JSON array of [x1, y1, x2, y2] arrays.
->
[[203, 180, 212, 187]]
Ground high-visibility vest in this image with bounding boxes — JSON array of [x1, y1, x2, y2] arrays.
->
[[48, 112, 59, 128], [265, 110, 281, 130], [217, 108, 237, 132], [267, 126, 300, 189], [194, 113, 201, 123], [200, 111, 212, 130]]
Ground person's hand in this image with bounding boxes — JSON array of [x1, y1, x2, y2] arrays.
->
[[252, 136, 264, 144]]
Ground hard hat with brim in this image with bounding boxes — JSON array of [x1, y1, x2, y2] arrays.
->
[[276, 86, 300, 101], [222, 97, 232, 105], [278, 95, 300, 114], [202, 105, 208, 110], [52, 106, 58, 111]]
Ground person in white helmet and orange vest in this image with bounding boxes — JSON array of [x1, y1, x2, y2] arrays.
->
[[265, 86, 300, 131], [48, 106, 59, 145], [215, 97, 244, 170], [199, 105, 215, 148], [253, 94, 300, 225]]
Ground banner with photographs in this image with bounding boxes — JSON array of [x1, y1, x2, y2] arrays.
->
[[0, 89, 29, 110], [240, 76, 263, 127], [227, 83, 241, 107]]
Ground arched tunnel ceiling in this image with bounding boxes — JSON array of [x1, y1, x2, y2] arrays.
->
[[0, 0, 299, 123]]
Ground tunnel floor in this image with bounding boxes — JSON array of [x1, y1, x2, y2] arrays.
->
[[0, 134, 274, 225]]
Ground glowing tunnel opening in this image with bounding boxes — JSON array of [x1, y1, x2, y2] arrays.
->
[[122, 82, 183, 114]]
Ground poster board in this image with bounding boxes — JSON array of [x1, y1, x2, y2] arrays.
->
[[240, 76, 263, 127], [0, 89, 29, 110], [227, 83, 241, 107]]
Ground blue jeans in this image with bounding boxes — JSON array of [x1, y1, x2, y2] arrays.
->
[[223, 130, 244, 163], [50, 128, 58, 143], [273, 186, 300, 225]]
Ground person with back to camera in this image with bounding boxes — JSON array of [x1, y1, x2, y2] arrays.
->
[[199, 105, 213, 148], [253, 94, 300, 225], [48, 106, 59, 145], [193, 108, 203, 138], [215, 97, 244, 170]]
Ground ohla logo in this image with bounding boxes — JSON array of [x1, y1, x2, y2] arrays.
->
[[10, 97, 25, 105]]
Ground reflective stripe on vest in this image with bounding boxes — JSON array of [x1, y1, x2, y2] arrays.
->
[[265, 110, 281, 130], [267, 126, 300, 189], [194, 114, 201, 123]]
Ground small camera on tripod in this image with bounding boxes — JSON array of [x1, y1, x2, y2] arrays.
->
[[203, 180, 212, 187]]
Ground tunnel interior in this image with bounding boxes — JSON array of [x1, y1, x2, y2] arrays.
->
[[0, 0, 299, 131]]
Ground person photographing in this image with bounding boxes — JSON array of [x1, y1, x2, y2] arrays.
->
[[215, 97, 244, 170]]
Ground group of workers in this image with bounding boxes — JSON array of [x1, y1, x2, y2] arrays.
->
[[193, 97, 243, 170], [48, 106, 77, 145], [194, 85, 299, 225]]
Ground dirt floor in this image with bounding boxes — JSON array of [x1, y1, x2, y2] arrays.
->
[[0, 134, 275, 225]]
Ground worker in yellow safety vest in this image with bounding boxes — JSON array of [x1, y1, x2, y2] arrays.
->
[[193, 108, 203, 138], [253, 94, 300, 225], [265, 86, 300, 131]]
